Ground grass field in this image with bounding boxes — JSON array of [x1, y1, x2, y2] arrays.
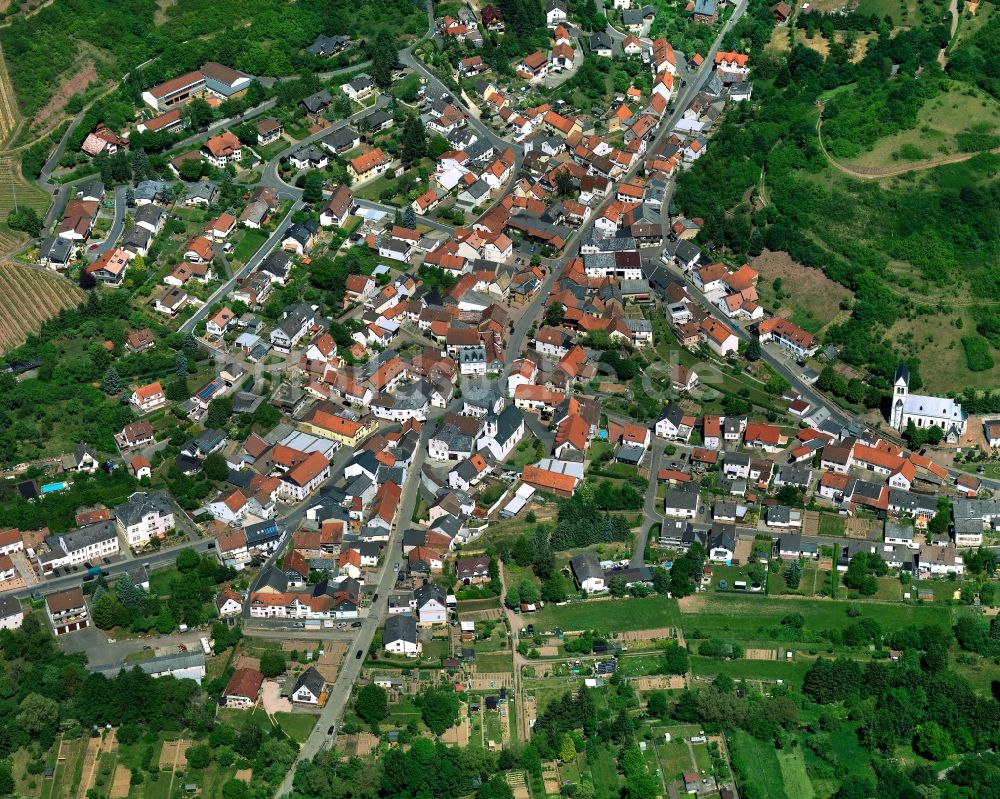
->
[[838, 85, 1000, 171], [776, 749, 814, 799], [476, 652, 514, 672], [680, 593, 952, 639], [583, 745, 620, 799], [888, 309, 1000, 393], [817, 514, 847, 537], [729, 730, 788, 799], [753, 250, 852, 335], [530, 596, 681, 633], [689, 655, 813, 685]]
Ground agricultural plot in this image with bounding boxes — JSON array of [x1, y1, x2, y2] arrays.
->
[[530, 596, 682, 633], [0, 46, 20, 145], [0, 261, 83, 353]]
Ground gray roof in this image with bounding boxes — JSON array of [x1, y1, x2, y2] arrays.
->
[[708, 523, 736, 552], [40, 236, 72, 263], [134, 204, 166, 227], [888, 489, 937, 515], [292, 666, 326, 697], [384, 612, 418, 645], [244, 519, 281, 547], [590, 31, 613, 49], [884, 520, 915, 540], [43, 520, 117, 558], [656, 402, 687, 428], [664, 487, 699, 512], [570, 551, 603, 582], [186, 181, 217, 201], [615, 443, 645, 464], [492, 405, 524, 446], [89, 650, 205, 679], [115, 490, 172, 528], [323, 126, 360, 151], [0, 594, 22, 619], [302, 90, 333, 113], [620, 279, 651, 296], [768, 505, 792, 524], [776, 464, 812, 487], [414, 582, 447, 608], [258, 565, 289, 592]]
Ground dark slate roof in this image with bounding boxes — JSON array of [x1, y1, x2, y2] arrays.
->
[[384, 612, 417, 644], [292, 666, 326, 698]]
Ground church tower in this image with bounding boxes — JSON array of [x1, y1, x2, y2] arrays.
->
[[890, 363, 909, 430]]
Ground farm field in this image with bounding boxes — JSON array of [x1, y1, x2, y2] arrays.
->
[[0, 260, 83, 354], [529, 595, 682, 633]]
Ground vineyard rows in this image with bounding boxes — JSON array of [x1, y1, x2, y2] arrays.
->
[[0, 260, 83, 354], [0, 44, 17, 146]]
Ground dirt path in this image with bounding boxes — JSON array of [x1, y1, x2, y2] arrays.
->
[[77, 728, 116, 799], [815, 104, 1000, 180], [498, 560, 533, 743], [939, 0, 959, 68]]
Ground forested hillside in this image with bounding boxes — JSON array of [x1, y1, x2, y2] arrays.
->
[[675, 0, 1000, 397], [0, 0, 428, 116]]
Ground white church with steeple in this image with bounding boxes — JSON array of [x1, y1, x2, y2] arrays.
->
[[890, 363, 968, 443]]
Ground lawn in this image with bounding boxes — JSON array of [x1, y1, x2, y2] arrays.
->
[[728, 730, 788, 799], [147, 566, 182, 598], [655, 738, 694, 783], [475, 652, 514, 672], [504, 438, 545, 471], [273, 712, 318, 743], [530, 595, 682, 633], [229, 228, 269, 264], [710, 563, 764, 592], [817, 513, 847, 537]]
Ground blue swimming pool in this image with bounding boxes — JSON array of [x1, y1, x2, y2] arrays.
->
[[40, 481, 68, 494]]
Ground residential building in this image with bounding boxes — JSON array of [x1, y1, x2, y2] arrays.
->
[[46, 587, 89, 635], [114, 491, 175, 549], [384, 613, 421, 656], [570, 552, 605, 593], [223, 668, 264, 709]]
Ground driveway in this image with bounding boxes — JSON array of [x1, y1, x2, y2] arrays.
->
[[261, 680, 293, 714]]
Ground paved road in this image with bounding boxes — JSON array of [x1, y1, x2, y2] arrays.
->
[[633, 439, 666, 566], [92, 185, 129, 256], [179, 199, 303, 333], [260, 95, 391, 191], [275, 425, 431, 796], [7, 537, 214, 602]]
